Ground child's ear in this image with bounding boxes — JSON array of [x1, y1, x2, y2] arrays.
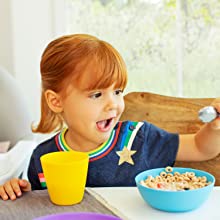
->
[[44, 90, 63, 113]]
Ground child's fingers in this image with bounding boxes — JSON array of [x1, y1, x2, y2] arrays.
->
[[3, 180, 17, 200], [18, 179, 31, 192], [10, 178, 24, 197], [0, 185, 9, 200], [0, 179, 31, 201], [210, 102, 220, 129], [210, 100, 220, 129], [211, 117, 220, 130]]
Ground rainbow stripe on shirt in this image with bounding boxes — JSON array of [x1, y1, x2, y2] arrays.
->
[[55, 122, 122, 161], [39, 122, 122, 188]]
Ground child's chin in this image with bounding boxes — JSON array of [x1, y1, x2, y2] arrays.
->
[[99, 131, 112, 141]]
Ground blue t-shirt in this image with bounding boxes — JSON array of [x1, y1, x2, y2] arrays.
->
[[28, 121, 179, 190]]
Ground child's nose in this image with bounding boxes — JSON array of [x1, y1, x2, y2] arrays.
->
[[105, 96, 118, 111]]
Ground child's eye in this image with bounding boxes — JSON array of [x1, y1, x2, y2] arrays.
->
[[114, 89, 123, 95], [90, 92, 102, 99]]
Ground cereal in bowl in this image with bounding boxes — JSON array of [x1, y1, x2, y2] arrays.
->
[[140, 167, 212, 191]]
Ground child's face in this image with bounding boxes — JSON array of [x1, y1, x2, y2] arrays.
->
[[61, 83, 125, 148]]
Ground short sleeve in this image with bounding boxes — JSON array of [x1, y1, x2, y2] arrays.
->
[[27, 154, 42, 190]]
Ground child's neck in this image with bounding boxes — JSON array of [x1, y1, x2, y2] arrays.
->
[[64, 129, 103, 152]]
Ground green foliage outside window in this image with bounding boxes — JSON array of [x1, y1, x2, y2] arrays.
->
[[66, 0, 220, 97]]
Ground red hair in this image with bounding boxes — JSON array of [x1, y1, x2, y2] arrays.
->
[[32, 34, 127, 133]]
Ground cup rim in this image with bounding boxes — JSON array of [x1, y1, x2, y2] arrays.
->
[[40, 151, 89, 165]]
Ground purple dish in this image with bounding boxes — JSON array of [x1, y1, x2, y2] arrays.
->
[[33, 212, 121, 220]]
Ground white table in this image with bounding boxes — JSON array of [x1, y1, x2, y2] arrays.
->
[[88, 187, 220, 220]]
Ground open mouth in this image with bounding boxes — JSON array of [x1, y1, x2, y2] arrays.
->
[[96, 118, 114, 132]]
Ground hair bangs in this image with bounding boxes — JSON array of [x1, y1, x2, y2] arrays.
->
[[76, 41, 128, 91]]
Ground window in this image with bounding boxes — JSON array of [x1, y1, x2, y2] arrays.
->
[[64, 0, 220, 97]]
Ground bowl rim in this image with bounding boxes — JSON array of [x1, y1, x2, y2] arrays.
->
[[135, 167, 215, 193]]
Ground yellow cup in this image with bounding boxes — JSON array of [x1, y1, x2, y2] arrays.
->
[[40, 151, 89, 205]]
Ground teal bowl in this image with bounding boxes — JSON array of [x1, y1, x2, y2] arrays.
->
[[135, 167, 215, 212]]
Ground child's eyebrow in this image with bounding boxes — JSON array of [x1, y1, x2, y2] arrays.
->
[[81, 88, 101, 94]]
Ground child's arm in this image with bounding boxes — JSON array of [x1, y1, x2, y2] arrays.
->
[[176, 98, 220, 161], [0, 178, 31, 200]]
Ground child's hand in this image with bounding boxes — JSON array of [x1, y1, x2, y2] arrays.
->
[[211, 98, 220, 130], [0, 178, 31, 200]]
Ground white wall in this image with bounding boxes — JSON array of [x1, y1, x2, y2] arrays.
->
[[0, 0, 14, 74], [0, 0, 66, 122]]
